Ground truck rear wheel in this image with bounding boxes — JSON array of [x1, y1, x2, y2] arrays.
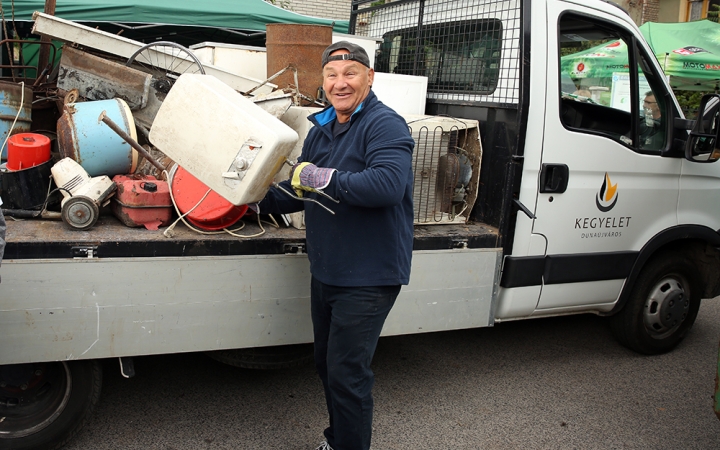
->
[[610, 254, 701, 355], [0, 360, 102, 450], [206, 344, 314, 370]]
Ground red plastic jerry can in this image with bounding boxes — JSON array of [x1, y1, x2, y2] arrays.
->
[[111, 174, 173, 230]]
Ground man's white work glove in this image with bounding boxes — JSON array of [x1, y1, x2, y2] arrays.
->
[[291, 162, 336, 197]]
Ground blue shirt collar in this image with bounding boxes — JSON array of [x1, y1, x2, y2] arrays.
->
[[314, 102, 365, 127]]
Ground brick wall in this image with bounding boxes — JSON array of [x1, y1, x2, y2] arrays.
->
[[643, 0, 661, 22], [618, 0, 661, 25], [284, 0, 353, 22]]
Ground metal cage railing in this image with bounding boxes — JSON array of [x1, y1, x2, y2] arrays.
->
[[351, 0, 521, 104]]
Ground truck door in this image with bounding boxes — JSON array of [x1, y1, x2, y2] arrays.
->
[[531, 4, 682, 312]]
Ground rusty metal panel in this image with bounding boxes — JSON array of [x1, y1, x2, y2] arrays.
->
[[32, 12, 275, 95], [55, 104, 77, 162], [131, 85, 164, 130], [58, 46, 151, 110], [266, 24, 332, 100]]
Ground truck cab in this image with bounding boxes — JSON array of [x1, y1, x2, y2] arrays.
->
[[352, 0, 720, 354]]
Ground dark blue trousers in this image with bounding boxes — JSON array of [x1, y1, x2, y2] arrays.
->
[[311, 277, 400, 450]]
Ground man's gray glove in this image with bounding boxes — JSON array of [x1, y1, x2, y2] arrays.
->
[[291, 162, 336, 197]]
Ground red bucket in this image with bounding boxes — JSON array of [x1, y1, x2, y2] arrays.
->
[[6, 133, 51, 171], [171, 166, 247, 231]]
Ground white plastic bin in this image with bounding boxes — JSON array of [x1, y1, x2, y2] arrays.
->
[[149, 74, 299, 205]]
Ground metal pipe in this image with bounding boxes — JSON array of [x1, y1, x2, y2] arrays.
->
[[272, 182, 336, 215], [36, 0, 57, 80], [97, 111, 166, 175], [2, 208, 61, 220], [246, 65, 295, 96]]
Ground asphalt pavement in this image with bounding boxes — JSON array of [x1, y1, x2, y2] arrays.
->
[[63, 299, 720, 450]]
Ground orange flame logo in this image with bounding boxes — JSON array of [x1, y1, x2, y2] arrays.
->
[[596, 173, 618, 212]]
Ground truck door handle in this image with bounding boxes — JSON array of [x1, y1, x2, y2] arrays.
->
[[539, 164, 569, 193]]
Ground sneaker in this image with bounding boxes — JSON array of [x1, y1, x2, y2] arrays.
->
[[315, 441, 333, 450]]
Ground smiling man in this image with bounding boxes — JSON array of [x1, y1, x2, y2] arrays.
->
[[257, 41, 415, 450]]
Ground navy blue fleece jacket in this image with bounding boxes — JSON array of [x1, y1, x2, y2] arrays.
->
[[259, 91, 415, 287]]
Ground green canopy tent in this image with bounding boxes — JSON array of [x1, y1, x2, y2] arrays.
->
[[559, 39, 636, 109], [560, 39, 630, 84], [3, 0, 348, 47], [561, 20, 720, 92], [640, 20, 720, 91]]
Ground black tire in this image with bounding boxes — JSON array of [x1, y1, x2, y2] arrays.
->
[[0, 360, 102, 450], [206, 344, 314, 370], [609, 253, 702, 355]]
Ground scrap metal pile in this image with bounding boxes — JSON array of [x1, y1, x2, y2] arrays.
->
[[0, 12, 484, 233], [0, 12, 313, 234]]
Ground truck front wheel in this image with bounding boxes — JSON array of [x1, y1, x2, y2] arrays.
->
[[0, 360, 102, 450], [610, 254, 702, 355]]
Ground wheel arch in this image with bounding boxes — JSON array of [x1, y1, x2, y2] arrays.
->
[[609, 224, 720, 315]]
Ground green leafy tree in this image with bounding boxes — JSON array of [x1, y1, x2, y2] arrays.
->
[[674, 89, 712, 119], [708, 4, 720, 22]]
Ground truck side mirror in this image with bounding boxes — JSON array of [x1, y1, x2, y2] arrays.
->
[[685, 94, 720, 163]]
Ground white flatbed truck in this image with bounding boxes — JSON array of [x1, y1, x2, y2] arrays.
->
[[3, 0, 720, 448]]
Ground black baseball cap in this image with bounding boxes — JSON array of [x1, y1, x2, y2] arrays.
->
[[321, 41, 371, 68]]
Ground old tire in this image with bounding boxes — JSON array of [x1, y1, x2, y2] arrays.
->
[[610, 254, 701, 355], [206, 344, 314, 370], [0, 360, 102, 450]]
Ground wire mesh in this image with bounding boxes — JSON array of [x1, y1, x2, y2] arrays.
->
[[408, 121, 480, 224], [351, 0, 521, 104]]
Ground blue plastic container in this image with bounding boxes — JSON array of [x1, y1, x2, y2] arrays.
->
[[0, 80, 33, 161], [57, 98, 138, 177]]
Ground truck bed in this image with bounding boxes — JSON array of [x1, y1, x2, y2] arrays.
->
[[4, 215, 500, 259], [1, 215, 502, 365]]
